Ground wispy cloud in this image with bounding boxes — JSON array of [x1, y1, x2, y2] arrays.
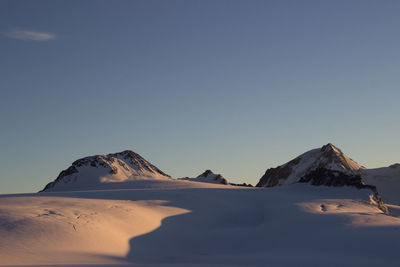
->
[[4, 28, 56, 41]]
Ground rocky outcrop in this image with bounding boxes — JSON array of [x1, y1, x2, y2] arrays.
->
[[298, 168, 365, 187], [178, 170, 230, 185], [389, 163, 400, 169], [256, 157, 301, 187], [41, 166, 79, 192], [196, 170, 228, 185], [229, 182, 253, 187], [179, 170, 252, 187]]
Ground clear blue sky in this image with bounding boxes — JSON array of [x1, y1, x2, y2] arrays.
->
[[1, 0, 399, 194]]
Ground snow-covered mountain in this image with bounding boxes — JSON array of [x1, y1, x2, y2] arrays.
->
[[179, 170, 229, 185], [41, 145, 399, 206], [256, 143, 365, 187], [3, 145, 400, 266], [41, 150, 171, 192], [255, 143, 400, 206]]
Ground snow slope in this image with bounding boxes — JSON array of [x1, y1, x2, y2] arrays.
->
[[363, 164, 400, 204], [1, 181, 400, 266], [41, 150, 171, 192]]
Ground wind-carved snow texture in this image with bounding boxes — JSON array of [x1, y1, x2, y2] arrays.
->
[[41, 150, 171, 192], [1, 184, 400, 266]]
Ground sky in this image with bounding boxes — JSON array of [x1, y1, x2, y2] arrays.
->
[[1, 0, 399, 194]]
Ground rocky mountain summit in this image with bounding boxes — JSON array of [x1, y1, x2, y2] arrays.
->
[[41, 150, 170, 192], [179, 170, 229, 185], [179, 170, 253, 187], [256, 143, 391, 212], [196, 170, 229, 185], [256, 143, 364, 187]]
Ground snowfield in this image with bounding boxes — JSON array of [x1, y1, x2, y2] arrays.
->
[[1, 180, 400, 267]]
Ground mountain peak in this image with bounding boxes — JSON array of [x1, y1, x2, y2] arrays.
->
[[321, 143, 336, 152], [256, 144, 364, 187], [113, 150, 142, 159], [320, 143, 346, 157], [197, 170, 214, 178], [192, 170, 228, 185], [41, 150, 170, 192]]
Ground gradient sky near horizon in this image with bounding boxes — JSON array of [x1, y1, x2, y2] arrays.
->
[[1, 0, 399, 194]]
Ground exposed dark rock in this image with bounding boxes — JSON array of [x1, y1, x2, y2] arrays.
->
[[213, 174, 228, 185], [197, 170, 214, 178], [390, 163, 400, 169], [229, 182, 253, 187], [40, 166, 78, 192], [195, 170, 228, 184], [109, 166, 118, 174], [256, 157, 301, 187], [298, 168, 364, 187], [180, 170, 230, 185]]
